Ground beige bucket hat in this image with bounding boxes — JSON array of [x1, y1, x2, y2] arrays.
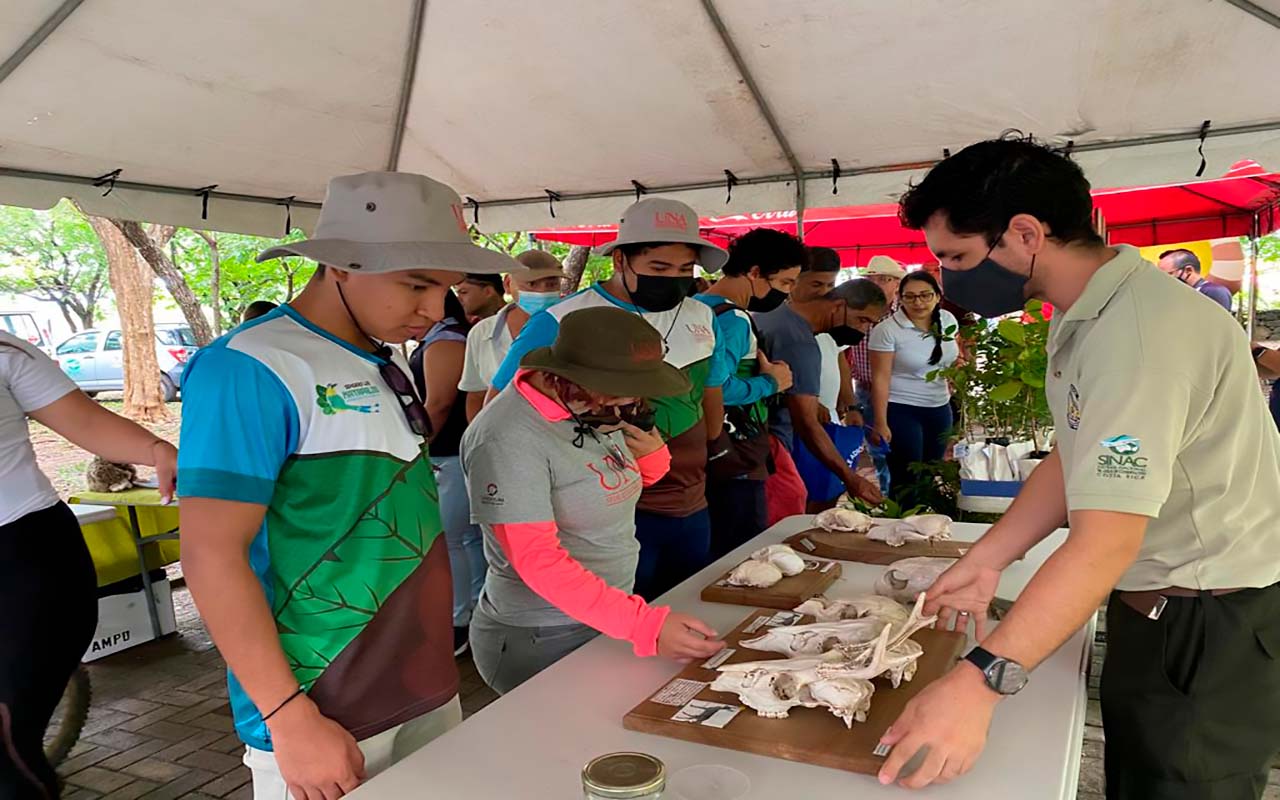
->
[[594, 197, 728, 271], [513, 249, 568, 281], [861, 255, 908, 279], [258, 172, 516, 274]]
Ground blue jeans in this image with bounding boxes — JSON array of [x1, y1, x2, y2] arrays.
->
[[633, 508, 711, 601], [857, 386, 892, 494], [885, 402, 953, 505], [432, 455, 485, 627]]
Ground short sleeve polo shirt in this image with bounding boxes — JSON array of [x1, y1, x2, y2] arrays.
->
[[1046, 246, 1280, 591]]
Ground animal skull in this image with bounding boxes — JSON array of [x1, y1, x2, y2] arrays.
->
[[738, 618, 887, 657], [713, 624, 895, 728], [726, 559, 784, 588], [866, 515, 954, 547], [814, 507, 874, 533], [874, 557, 954, 604], [793, 595, 910, 626], [750, 544, 807, 577]]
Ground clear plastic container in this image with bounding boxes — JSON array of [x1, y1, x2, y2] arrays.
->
[[582, 752, 666, 799]]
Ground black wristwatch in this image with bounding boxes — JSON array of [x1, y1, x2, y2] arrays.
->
[[964, 646, 1029, 696]]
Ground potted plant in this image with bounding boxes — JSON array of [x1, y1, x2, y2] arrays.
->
[[929, 300, 1054, 499]]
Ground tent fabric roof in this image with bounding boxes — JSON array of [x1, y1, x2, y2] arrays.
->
[[2, 0, 1280, 236], [530, 162, 1280, 267]]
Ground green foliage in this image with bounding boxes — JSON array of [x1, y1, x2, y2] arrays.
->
[[0, 200, 109, 328], [846, 495, 932, 519], [928, 300, 1053, 449], [170, 227, 313, 330]]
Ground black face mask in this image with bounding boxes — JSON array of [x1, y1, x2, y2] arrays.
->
[[748, 287, 788, 313], [624, 262, 693, 312], [828, 325, 865, 347], [941, 246, 1032, 318], [575, 403, 656, 432]]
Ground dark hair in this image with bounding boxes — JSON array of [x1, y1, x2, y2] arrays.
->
[[828, 278, 886, 311], [241, 300, 278, 322], [805, 246, 842, 273], [443, 289, 472, 332], [721, 228, 808, 278], [1159, 248, 1200, 272], [464, 273, 504, 292], [899, 138, 1105, 248], [900, 271, 946, 365]]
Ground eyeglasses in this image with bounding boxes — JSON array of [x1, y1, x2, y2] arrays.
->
[[374, 348, 432, 438], [902, 291, 938, 303]]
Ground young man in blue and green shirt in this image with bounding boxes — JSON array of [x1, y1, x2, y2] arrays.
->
[[178, 172, 516, 799]]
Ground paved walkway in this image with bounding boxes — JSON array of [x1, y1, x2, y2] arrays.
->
[[56, 576, 498, 799], [60, 579, 1277, 798]]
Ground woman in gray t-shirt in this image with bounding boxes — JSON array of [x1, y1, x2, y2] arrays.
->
[[460, 307, 725, 694]]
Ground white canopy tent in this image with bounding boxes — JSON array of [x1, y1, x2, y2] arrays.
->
[[2, 0, 1280, 237]]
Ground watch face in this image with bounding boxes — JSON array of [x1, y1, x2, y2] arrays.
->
[[990, 660, 1029, 695]]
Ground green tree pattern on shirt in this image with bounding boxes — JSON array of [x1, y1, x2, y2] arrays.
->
[[265, 449, 442, 685]]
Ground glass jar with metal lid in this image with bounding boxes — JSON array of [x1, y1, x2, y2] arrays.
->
[[582, 752, 666, 799]]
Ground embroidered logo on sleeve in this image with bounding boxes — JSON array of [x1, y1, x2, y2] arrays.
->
[[1097, 435, 1147, 479]]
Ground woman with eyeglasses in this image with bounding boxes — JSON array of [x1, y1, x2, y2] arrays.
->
[[410, 289, 485, 657], [867, 270, 960, 502], [461, 306, 726, 694]]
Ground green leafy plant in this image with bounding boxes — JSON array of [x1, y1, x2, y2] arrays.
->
[[928, 300, 1053, 450], [846, 495, 932, 519]]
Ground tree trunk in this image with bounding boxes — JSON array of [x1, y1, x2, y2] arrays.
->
[[562, 245, 591, 294], [193, 230, 223, 336], [53, 302, 78, 333], [84, 214, 169, 422], [112, 220, 215, 346]]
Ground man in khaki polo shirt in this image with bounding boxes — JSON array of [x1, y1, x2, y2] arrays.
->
[[876, 138, 1280, 799]]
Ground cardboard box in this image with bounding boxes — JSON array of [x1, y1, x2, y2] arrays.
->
[[83, 579, 177, 661]]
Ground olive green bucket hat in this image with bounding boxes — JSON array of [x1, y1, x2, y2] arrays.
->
[[520, 307, 691, 398]]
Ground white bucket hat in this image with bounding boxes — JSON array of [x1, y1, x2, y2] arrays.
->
[[258, 172, 516, 274], [594, 197, 728, 271], [861, 254, 908, 279]]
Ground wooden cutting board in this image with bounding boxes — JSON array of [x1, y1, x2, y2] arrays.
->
[[700, 557, 841, 610], [785, 528, 972, 565], [624, 608, 968, 775]]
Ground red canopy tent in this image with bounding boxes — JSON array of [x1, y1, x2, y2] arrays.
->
[[530, 161, 1280, 267]]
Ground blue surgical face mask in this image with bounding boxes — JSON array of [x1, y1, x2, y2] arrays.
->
[[941, 243, 1033, 318], [517, 290, 561, 314]]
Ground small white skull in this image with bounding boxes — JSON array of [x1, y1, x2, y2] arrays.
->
[[726, 559, 784, 588], [814, 507, 874, 533], [874, 557, 954, 604], [750, 544, 807, 577]]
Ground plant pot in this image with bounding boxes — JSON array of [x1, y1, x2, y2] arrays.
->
[[984, 436, 1011, 447], [1017, 458, 1043, 480]]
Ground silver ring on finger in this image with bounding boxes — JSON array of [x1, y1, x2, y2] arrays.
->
[[958, 611, 970, 616]]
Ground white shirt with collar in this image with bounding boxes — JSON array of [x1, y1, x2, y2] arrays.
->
[[459, 304, 517, 392], [867, 307, 959, 408]]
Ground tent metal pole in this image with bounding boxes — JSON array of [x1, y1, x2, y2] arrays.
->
[[698, 0, 806, 215], [0, 166, 323, 210], [386, 0, 429, 171], [0, 0, 87, 87], [1248, 214, 1262, 340], [1222, 0, 1280, 30], [7, 120, 1280, 221]]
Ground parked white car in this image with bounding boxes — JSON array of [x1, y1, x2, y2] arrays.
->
[[54, 324, 198, 401], [1, 310, 56, 356]]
